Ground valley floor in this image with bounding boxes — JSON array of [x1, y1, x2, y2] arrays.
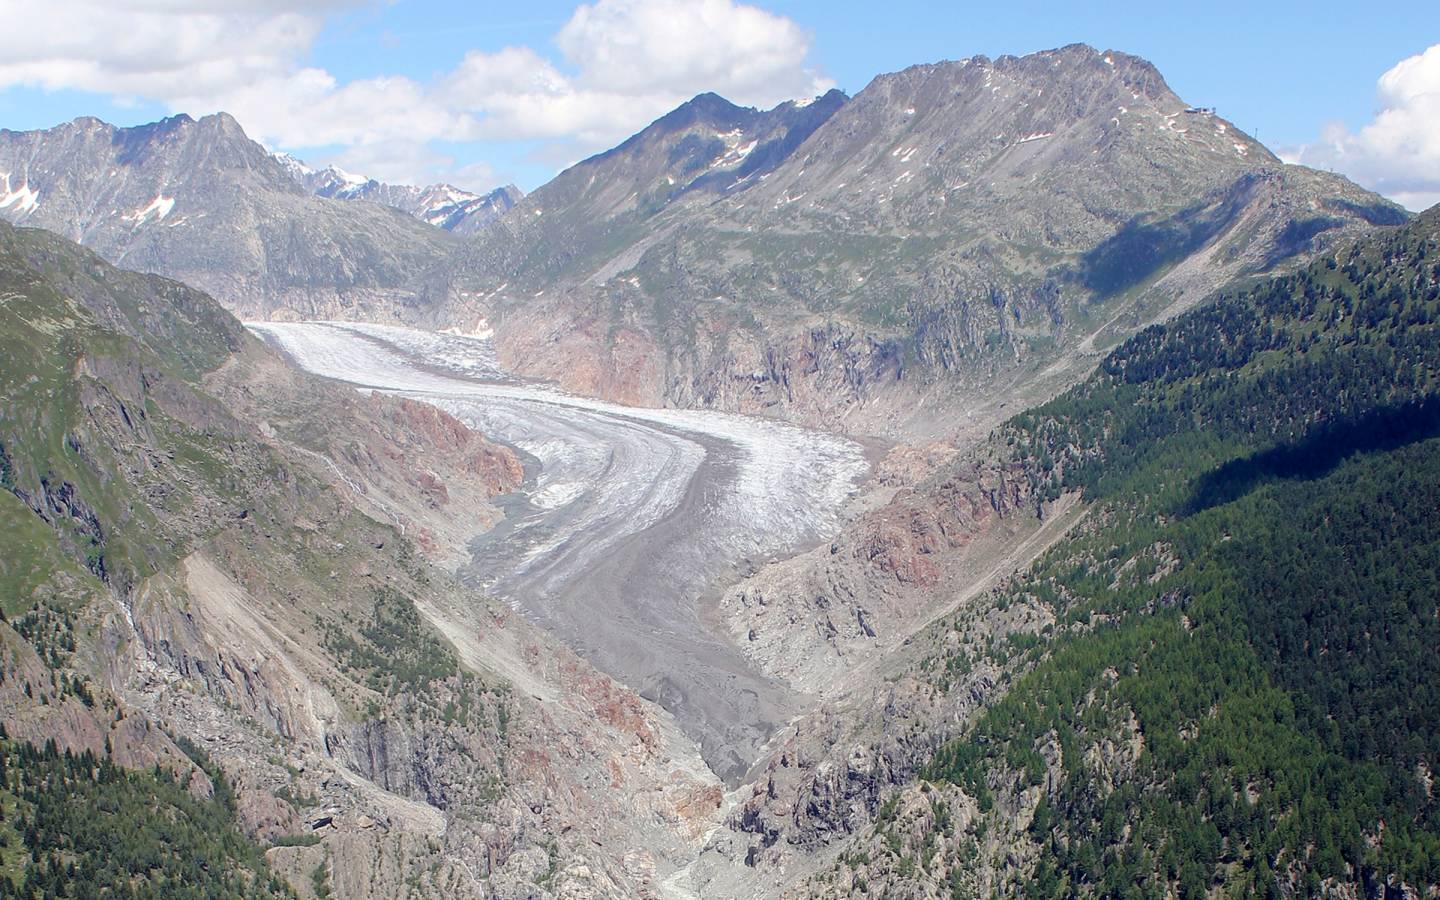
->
[[251, 321, 871, 784]]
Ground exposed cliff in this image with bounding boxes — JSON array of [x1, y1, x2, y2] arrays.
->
[[0, 221, 728, 896], [438, 45, 1405, 435], [0, 114, 457, 320]]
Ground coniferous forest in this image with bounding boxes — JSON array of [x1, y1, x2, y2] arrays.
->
[[0, 730, 288, 898], [925, 208, 1440, 895]]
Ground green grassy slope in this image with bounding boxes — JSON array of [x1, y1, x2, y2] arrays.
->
[[0, 223, 296, 893]]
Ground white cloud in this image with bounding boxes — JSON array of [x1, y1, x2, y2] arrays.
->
[[560, 0, 826, 101], [178, 71, 477, 149], [1285, 44, 1440, 212], [320, 140, 491, 190], [0, 1, 324, 98], [0, 0, 469, 155], [444, 0, 832, 150], [0, 0, 830, 188]]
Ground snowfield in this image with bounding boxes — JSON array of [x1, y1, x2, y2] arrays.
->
[[249, 321, 869, 780]]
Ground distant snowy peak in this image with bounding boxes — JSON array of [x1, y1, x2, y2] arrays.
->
[[270, 151, 313, 182], [301, 165, 373, 201], [272, 152, 522, 235], [410, 183, 524, 234]]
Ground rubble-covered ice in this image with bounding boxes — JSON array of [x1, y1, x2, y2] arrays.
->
[[248, 320, 870, 780]]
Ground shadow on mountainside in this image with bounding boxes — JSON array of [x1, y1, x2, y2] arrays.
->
[[1185, 396, 1440, 514]]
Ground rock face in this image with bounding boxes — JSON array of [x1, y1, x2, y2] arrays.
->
[[274, 153, 523, 236], [718, 445, 1076, 695], [208, 351, 525, 567], [447, 88, 848, 284], [0, 221, 727, 897], [0, 46, 1408, 437], [0, 113, 456, 320], [437, 44, 1405, 434]]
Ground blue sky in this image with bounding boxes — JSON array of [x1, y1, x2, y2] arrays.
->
[[2, 1, 1437, 207]]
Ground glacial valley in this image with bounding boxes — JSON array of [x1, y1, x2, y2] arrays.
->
[[251, 321, 871, 782]]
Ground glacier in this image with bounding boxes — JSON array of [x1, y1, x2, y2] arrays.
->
[[249, 320, 869, 781]]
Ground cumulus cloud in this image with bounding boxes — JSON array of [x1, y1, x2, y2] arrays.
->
[[560, 0, 826, 101], [178, 71, 477, 149], [0, 0, 830, 188], [440, 0, 831, 153], [0, 1, 334, 98], [1285, 44, 1440, 212]]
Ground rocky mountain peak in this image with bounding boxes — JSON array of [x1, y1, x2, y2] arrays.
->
[[447, 44, 1403, 437], [657, 91, 753, 131], [718, 41, 1282, 234], [135, 112, 198, 133], [192, 110, 251, 140], [97, 110, 288, 182], [0, 111, 457, 318], [840, 43, 1184, 145], [600, 87, 848, 168], [271, 152, 523, 236], [473, 87, 850, 272], [70, 114, 112, 128]]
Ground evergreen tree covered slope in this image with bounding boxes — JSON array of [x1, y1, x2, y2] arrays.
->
[[812, 208, 1440, 896], [0, 734, 289, 899]]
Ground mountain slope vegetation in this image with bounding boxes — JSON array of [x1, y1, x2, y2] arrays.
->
[[0, 220, 294, 892], [794, 208, 1440, 896], [0, 734, 290, 899], [0, 221, 727, 897]]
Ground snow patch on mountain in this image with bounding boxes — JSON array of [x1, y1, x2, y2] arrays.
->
[[125, 193, 175, 223], [271, 152, 313, 181], [0, 175, 39, 215], [271, 150, 522, 235]]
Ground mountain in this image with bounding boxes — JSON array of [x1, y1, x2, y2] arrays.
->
[[0, 220, 729, 896], [437, 45, 1405, 434], [455, 87, 848, 277], [0, 113, 457, 320], [0, 39, 1436, 900], [274, 152, 523, 235], [0, 47, 1407, 439], [719, 206, 1440, 897]]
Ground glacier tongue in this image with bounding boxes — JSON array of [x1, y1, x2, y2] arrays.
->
[[248, 320, 869, 782]]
